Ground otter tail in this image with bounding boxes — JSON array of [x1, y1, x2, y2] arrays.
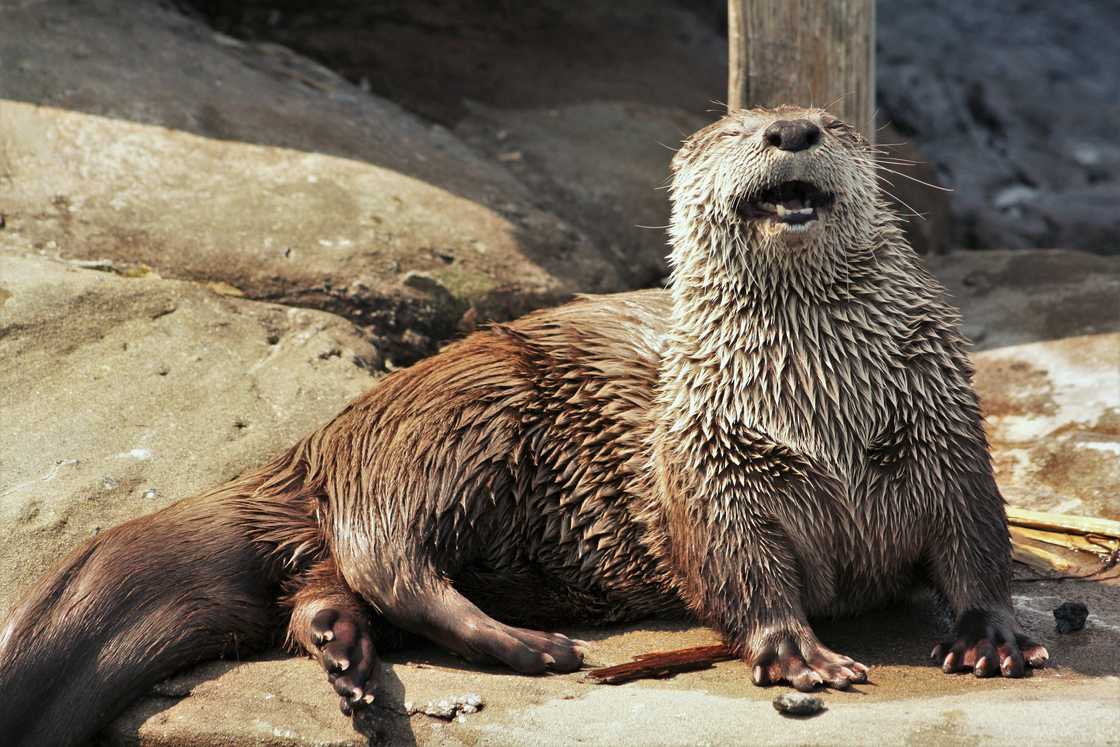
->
[[0, 444, 322, 746]]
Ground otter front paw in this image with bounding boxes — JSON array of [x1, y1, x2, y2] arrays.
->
[[748, 633, 869, 691], [931, 609, 1049, 678], [310, 607, 378, 715]]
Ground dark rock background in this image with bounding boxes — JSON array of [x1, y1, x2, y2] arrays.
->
[[188, 0, 1120, 257], [877, 0, 1120, 253]]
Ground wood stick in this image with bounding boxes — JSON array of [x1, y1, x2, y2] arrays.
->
[[726, 0, 876, 139], [1011, 525, 1120, 556], [1011, 538, 1084, 575], [585, 644, 734, 685], [1006, 507, 1120, 539]]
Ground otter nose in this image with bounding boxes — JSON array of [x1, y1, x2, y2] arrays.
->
[[763, 119, 821, 152]]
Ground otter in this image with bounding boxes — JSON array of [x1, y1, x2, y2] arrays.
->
[[0, 107, 1047, 745]]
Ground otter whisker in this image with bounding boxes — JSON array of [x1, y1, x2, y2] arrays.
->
[[871, 164, 954, 192], [872, 178, 928, 220]]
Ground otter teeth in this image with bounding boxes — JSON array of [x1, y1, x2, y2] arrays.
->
[[775, 204, 815, 217]]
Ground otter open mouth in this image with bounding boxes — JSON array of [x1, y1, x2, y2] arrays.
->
[[738, 180, 835, 230]]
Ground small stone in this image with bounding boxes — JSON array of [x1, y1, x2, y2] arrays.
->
[[409, 693, 484, 720], [772, 692, 825, 717], [142, 488, 158, 500], [1054, 601, 1089, 633]]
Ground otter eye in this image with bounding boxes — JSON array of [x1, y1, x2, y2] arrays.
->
[[720, 129, 745, 138], [824, 119, 846, 131]]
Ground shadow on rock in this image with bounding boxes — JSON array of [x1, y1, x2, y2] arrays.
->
[[353, 664, 419, 747]]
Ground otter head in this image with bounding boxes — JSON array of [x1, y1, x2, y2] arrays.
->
[[669, 107, 877, 264]]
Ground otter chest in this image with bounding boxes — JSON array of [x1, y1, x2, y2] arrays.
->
[[734, 310, 905, 480]]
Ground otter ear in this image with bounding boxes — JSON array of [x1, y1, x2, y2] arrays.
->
[[670, 137, 697, 174]]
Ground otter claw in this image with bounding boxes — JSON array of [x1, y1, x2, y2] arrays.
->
[[1025, 645, 1050, 668], [931, 612, 1048, 680], [792, 671, 824, 692], [748, 633, 866, 691]]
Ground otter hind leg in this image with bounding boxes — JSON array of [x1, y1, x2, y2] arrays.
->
[[392, 582, 587, 674], [286, 557, 379, 715]]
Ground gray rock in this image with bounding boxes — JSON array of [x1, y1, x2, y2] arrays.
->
[[1054, 602, 1090, 634], [0, 255, 379, 612], [0, 0, 635, 365], [878, 1, 1120, 253], [457, 102, 712, 287], [772, 692, 825, 717], [875, 123, 953, 257], [191, 0, 1119, 257], [196, 0, 727, 129], [931, 249, 1120, 352], [180, 1, 729, 288], [87, 607, 1120, 746]]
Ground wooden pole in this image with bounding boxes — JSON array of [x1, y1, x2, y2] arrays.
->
[[727, 0, 875, 140]]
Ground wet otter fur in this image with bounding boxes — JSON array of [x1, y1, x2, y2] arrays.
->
[[0, 107, 1047, 744]]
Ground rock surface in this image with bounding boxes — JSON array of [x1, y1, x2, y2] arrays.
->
[[191, 0, 1120, 258], [0, 255, 379, 611], [975, 333, 1120, 521], [0, 0, 640, 364], [103, 590, 1120, 746], [191, 0, 728, 128], [456, 102, 710, 286], [878, 0, 1120, 253], [186, 0, 730, 288], [931, 249, 1120, 351], [930, 249, 1120, 520]]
